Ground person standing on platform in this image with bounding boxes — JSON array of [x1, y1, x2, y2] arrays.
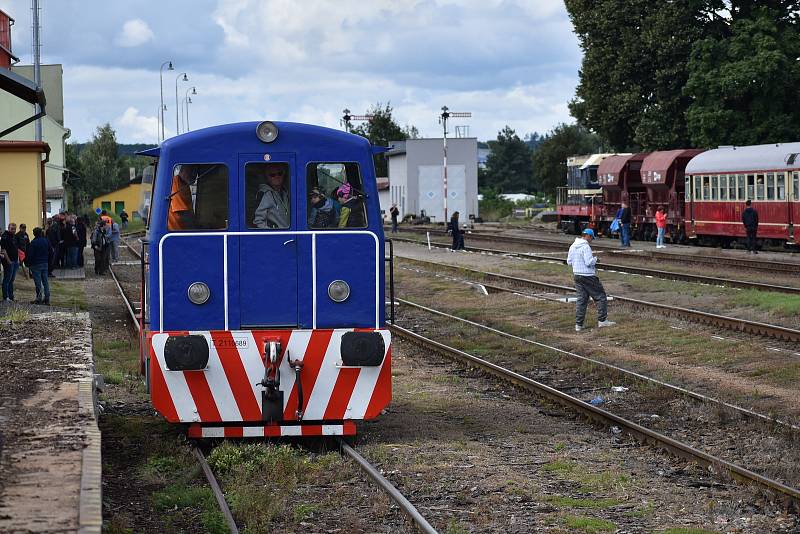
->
[[619, 202, 632, 247], [742, 200, 759, 254], [1, 223, 19, 302], [14, 223, 30, 278], [64, 214, 79, 268], [27, 227, 50, 305], [76, 216, 88, 268], [110, 220, 121, 263], [655, 207, 667, 249], [46, 216, 61, 276], [390, 204, 400, 234], [120, 210, 129, 230], [567, 228, 616, 332]]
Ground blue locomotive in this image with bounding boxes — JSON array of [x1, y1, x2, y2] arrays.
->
[[138, 121, 391, 438]]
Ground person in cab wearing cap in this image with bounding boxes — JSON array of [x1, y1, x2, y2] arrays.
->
[[308, 188, 338, 228], [566, 228, 615, 332]]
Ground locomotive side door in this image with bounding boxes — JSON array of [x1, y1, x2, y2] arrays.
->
[[238, 154, 299, 328]]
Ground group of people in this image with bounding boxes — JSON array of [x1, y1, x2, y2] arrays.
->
[[1, 221, 55, 305], [250, 163, 365, 230], [0, 209, 124, 306]]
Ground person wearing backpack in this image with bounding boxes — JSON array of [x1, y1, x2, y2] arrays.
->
[[91, 219, 111, 275], [27, 227, 50, 305]]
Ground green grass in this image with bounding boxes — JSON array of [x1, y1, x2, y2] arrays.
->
[[1, 305, 30, 322], [546, 496, 622, 509], [48, 280, 88, 310], [563, 515, 617, 532], [207, 442, 321, 529], [94, 339, 141, 389], [152, 485, 228, 533], [732, 289, 800, 316]]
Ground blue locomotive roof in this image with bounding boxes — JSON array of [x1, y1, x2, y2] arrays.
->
[[156, 121, 372, 156]]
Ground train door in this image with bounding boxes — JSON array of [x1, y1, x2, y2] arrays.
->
[[238, 154, 299, 327]]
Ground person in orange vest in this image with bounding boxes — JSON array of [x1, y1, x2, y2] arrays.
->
[[100, 210, 113, 227]]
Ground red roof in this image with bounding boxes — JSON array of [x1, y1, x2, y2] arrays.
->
[[641, 149, 705, 184], [597, 154, 646, 186]]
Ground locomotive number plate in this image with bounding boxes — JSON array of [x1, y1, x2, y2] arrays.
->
[[212, 336, 250, 349]]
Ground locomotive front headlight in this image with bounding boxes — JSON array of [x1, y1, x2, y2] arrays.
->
[[187, 282, 211, 305], [328, 280, 350, 303], [256, 121, 279, 143]]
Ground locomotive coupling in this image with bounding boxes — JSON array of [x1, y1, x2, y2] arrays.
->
[[260, 340, 283, 422]]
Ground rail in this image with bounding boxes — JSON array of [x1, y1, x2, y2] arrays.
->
[[388, 324, 800, 510]]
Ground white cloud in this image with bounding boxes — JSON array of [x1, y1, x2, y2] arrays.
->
[[115, 107, 158, 142], [115, 19, 154, 48]]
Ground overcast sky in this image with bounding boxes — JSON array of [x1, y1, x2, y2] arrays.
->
[[0, 0, 581, 144]]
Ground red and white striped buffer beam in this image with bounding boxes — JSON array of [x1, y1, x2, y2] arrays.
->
[[148, 328, 391, 436]]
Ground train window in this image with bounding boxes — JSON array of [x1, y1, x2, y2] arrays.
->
[[728, 175, 736, 200], [167, 163, 229, 231], [306, 163, 367, 229], [766, 173, 775, 200], [685, 176, 691, 201], [794, 172, 799, 201], [694, 176, 702, 201], [737, 175, 745, 200], [756, 174, 765, 201], [710, 175, 718, 200], [702, 176, 710, 200], [776, 173, 785, 200], [719, 175, 727, 200], [747, 175, 755, 200], [246, 162, 291, 230]]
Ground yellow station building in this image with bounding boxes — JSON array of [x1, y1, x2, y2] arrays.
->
[[92, 177, 142, 216], [0, 141, 51, 229]]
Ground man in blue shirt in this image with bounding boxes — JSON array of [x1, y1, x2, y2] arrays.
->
[[27, 227, 51, 305]]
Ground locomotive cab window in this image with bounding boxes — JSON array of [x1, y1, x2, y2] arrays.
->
[[167, 163, 229, 231], [246, 162, 291, 229], [306, 162, 367, 229]]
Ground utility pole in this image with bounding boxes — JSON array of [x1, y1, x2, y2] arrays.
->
[[438, 106, 471, 223], [31, 0, 42, 142], [340, 108, 373, 133]]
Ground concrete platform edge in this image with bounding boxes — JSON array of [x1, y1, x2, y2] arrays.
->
[[77, 321, 102, 534]]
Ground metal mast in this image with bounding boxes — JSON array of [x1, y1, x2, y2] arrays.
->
[[31, 0, 41, 141], [438, 106, 470, 222]]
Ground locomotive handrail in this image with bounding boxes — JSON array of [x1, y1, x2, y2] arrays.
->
[[385, 239, 395, 325], [156, 230, 382, 332]]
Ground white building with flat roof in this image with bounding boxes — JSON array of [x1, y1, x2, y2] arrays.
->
[[385, 137, 479, 223]]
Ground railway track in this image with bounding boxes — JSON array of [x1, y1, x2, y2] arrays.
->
[[395, 227, 800, 275], [397, 296, 799, 431], [113, 236, 438, 532], [396, 255, 800, 343], [388, 323, 800, 511], [393, 236, 800, 295]]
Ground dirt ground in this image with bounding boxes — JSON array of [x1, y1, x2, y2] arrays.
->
[[358, 337, 799, 532], [0, 308, 94, 533], [392, 241, 800, 411]]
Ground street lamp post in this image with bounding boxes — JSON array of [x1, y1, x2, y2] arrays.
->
[[159, 60, 173, 142], [175, 72, 188, 134], [183, 87, 197, 132]]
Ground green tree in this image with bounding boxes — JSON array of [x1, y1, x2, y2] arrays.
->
[[78, 123, 124, 200], [532, 124, 601, 197], [566, 0, 705, 150], [352, 103, 417, 177], [480, 126, 533, 193], [684, 6, 800, 146]]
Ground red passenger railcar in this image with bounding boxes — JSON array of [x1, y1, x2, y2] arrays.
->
[[684, 143, 800, 247]]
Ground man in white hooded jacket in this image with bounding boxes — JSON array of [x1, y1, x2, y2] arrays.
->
[[566, 228, 615, 332]]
